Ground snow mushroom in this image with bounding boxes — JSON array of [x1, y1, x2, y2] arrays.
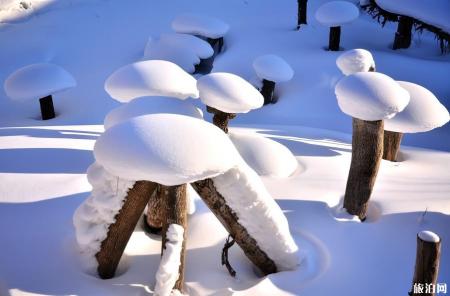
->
[[335, 72, 410, 220], [197, 72, 264, 133], [336, 49, 376, 75], [4, 63, 76, 120], [315, 1, 359, 51], [172, 13, 229, 56], [383, 81, 449, 161], [253, 54, 294, 105]]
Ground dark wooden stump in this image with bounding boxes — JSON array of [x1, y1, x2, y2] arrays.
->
[[206, 105, 236, 133], [39, 95, 56, 120], [144, 184, 165, 234], [409, 232, 441, 296], [207, 37, 224, 56], [297, 0, 308, 29], [329, 26, 341, 51], [393, 16, 413, 50], [96, 181, 158, 279], [261, 79, 276, 105], [192, 179, 278, 275], [344, 118, 384, 220], [383, 130, 403, 161]]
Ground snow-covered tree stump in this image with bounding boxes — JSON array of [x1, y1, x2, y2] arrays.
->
[[145, 184, 165, 233], [206, 105, 236, 133], [297, 0, 308, 29], [383, 130, 403, 161], [393, 16, 413, 50]]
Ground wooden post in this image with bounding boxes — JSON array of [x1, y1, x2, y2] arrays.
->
[[192, 179, 278, 275], [297, 0, 308, 29], [344, 118, 384, 220], [39, 95, 55, 120], [409, 231, 441, 296], [329, 26, 341, 51], [393, 16, 413, 50], [96, 181, 158, 279], [144, 184, 165, 234], [206, 106, 236, 133], [261, 79, 276, 105], [383, 130, 403, 161]]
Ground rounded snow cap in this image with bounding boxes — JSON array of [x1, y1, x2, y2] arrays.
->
[[315, 1, 359, 27], [172, 13, 230, 39], [335, 72, 410, 121], [104, 60, 199, 102], [4, 63, 76, 102], [385, 81, 449, 133], [418, 230, 440, 243], [336, 49, 375, 76], [197, 72, 264, 113], [159, 33, 214, 59], [94, 113, 240, 185], [253, 54, 294, 83], [104, 96, 203, 130]]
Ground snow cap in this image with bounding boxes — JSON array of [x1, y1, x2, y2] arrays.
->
[[335, 72, 410, 121], [315, 1, 359, 27], [4, 63, 76, 102], [385, 81, 449, 133], [253, 54, 294, 83], [94, 113, 240, 185], [104, 96, 203, 130], [159, 33, 214, 59], [104, 60, 199, 102], [418, 230, 440, 243], [197, 72, 264, 113], [336, 49, 375, 75], [172, 13, 229, 39]]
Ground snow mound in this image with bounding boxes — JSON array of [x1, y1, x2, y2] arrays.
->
[[385, 81, 449, 133], [229, 131, 297, 178], [315, 1, 359, 27], [154, 224, 184, 296], [336, 49, 375, 76], [104, 96, 203, 130], [213, 162, 300, 271], [159, 33, 214, 59], [335, 72, 410, 121], [418, 230, 440, 243], [197, 72, 264, 114], [253, 54, 294, 83], [73, 162, 135, 270], [94, 113, 240, 186], [104, 60, 199, 102], [4, 63, 76, 101], [172, 13, 229, 39]]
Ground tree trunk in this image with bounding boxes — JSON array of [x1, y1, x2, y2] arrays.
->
[[393, 16, 413, 49], [206, 105, 236, 133], [144, 184, 165, 234], [207, 37, 224, 55], [261, 79, 276, 105], [161, 184, 188, 292], [329, 26, 341, 51], [297, 0, 308, 29], [409, 233, 441, 296], [383, 130, 403, 162], [96, 181, 158, 279], [344, 118, 383, 220], [39, 95, 55, 120], [191, 179, 278, 275]]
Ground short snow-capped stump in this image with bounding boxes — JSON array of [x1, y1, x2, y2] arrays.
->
[[4, 63, 76, 120], [383, 81, 449, 161], [315, 1, 359, 51], [335, 72, 409, 220], [104, 60, 199, 102], [253, 54, 294, 105], [197, 72, 264, 133], [172, 13, 229, 56], [336, 49, 376, 75]]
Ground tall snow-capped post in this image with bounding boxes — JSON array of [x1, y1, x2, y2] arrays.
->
[[315, 1, 359, 51], [383, 82, 449, 161], [197, 72, 264, 133], [335, 72, 409, 220], [4, 63, 76, 120], [297, 0, 308, 29], [253, 55, 294, 105]]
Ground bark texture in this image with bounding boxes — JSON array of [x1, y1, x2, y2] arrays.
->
[[161, 184, 188, 292], [329, 26, 341, 51], [261, 79, 276, 105], [192, 179, 278, 275], [344, 118, 383, 220], [409, 234, 441, 296], [96, 181, 158, 279], [297, 0, 308, 29], [206, 105, 236, 133], [393, 16, 413, 49], [39, 95, 55, 120], [144, 184, 165, 234], [383, 130, 403, 161]]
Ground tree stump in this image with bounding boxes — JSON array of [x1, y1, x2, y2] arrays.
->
[[144, 184, 165, 234], [261, 79, 276, 105], [206, 105, 236, 133], [329, 26, 341, 51], [39, 95, 55, 120], [393, 16, 413, 50], [383, 130, 403, 161], [297, 0, 308, 29]]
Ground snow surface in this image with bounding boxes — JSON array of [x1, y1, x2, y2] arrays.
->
[[418, 230, 440, 243], [384, 81, 449, 133], [154, 224, 184, 296], [159, 33, 214, 59], [229, 131, 298, 178], [197, 72, 264, 113], [253, 54, 294, 83], [315, 1, 359, 27], [335, 72, 410, 121], [375, 0, 450, 34], [104, 60, 199, 102], [4, 63, 76, 102], [103, 96, 203, 130], [94, 113, 240, 186], [336, 49, 375, 75], [172, 13, 229, 39]]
